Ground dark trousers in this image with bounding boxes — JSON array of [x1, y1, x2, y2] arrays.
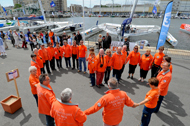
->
[[41, 67, 45, 74], [33, 94, 38, 107], [154, 95, 164, 113], [44, 60, 51, 73], [141, 106, 155, 126], [50, 57, 55, 70], [30, 43, 34, 51], [113, 69, 122, 82], [104, 67, 111, 84], [140, 69, 149, 79], [11, 39, 15, 46], [56, 56, 62, 69], [151, 65, 159, 77], [72, 54, 78, 69], [22, 41, 27, 48], [90, 73, 95, 86], [129, 64, 137, 74], [45, 115, 55, 126], [120, 64, 125, 77], [64, 57, 71, 68]]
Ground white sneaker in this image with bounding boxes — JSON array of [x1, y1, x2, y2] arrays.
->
[[138, 78, 141, 81], [4, 53, 7, 56], [141, 79, 144, 82]]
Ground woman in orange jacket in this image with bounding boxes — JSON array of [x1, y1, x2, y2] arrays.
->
[[87, 51, 96, 87], [47, 43, 56, 71], [33, 48, 45, 74], [126, 45, 141, 79], [62, 40, 71, 68], [104, 49, 112, 84], [31, 53, 41, 77], [54, 42, 63, 69], [139, 49, 153, 82], [71, 40, 79, 70]]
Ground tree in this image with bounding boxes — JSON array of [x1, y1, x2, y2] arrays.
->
[[14, 4, 22, 9]]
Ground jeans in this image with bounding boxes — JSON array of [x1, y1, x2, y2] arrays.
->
[[104, 67, 111, 84], [113, 69, 122, 82], [90, 73, 95, 86], [141, 106, 155, 126], [45, 115, 55, 126], [79, 57, 86, 71], [64, 57, 71, 68], [30, 43, 34, 51], [72, 54, 78, 69], [96, 71, 104, 85], [33, 94, 38, 107], [154, 95, 164, 113], [56, 56, 62, 69]]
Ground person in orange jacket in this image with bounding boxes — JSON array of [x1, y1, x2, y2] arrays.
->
[[71, 40, 79, 70], [50, 88, 87, 126], [112, 47, 125, 82], [49, 30, 54, 44], [33, 48, 45, 74], [37, 74, 56, 126], [38, 44, 51, 74], [62, 40, 71, 68], [78, 40, 87, 73], [87, 51, 96, 87], [54, 42, 63, 69], [47, 43, 56, 71], [150, 46, 165, 77], [154, 62, 172, 113], [137, 77, 160, 126], [139, 49, 153, 82], [104, 49, 112, 84], [95, 49, 107, 88], [120, 45, 128, 79], [31, 53, 41, 77], [84, 78, 138, 126], [29, 66, 40, 106], [126, 45, 141, 79]]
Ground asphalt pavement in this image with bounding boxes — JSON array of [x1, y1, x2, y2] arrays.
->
[[0, 41, 190, 126]]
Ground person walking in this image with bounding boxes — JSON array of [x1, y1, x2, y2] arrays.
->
[[104, 49, 112, 84], [71, 40, 79, 70], [37, 74, 56, 126], [95, 49, 107, 88], [78, 40, 87, 73], [29, 34, 34, 51], [1, 31, 8, 49], [50, 88, 87, 126], [76, 31, 82, 45], [62, 40, 71, 68], [20, 31, 27, 48], [54, 42, 63, 69], [47, 43, 56, 71], [150, 46, 165, 77], [154, 62, 172, 113], [84, 78, 138, 126], [137, 77, 160, 126], [105, 32, 112, 48], [33, 48, 45, 74], [126, 45, 141, 79], [32, 36, 37, 49], [9, 30, 15, 47], [0, 37, 7, 56], [139, 49, 153, 82], [28, 66, 40, 106], [13, 30, 20, 48], [30, 53, 41, 77]]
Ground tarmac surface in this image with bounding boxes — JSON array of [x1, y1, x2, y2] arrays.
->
[[0, 41, 190, 126]]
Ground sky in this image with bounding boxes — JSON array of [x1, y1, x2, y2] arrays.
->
[[0, 0, 155, 7]]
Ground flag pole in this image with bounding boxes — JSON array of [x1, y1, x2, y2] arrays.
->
[[82, 0, 85, 44], [38, 0, 47, 24]]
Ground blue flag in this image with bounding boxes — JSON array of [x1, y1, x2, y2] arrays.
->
[[50, 1, 55, 7], [156, 1, 173, 50], [3, 7, 7, 15], [152, 5, 157, 14]]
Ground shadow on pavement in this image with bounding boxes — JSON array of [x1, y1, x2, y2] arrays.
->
[[119, 79, 139, 95]]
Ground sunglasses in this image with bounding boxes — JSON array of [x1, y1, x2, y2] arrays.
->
[[134, 48, 138, 49]]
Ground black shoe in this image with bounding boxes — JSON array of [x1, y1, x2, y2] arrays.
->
[[96, 85, 101, 88], [131, 76, 133, 79], [127, 76, 130, 79], [72, 68, 75, 70], [100, 84, 104, 86], [90, 85, 95, 87], [48, 72, 51, 74], [89, 82, 92, 84]]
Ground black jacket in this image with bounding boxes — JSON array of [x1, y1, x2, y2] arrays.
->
[[105, 35, 111, 47]]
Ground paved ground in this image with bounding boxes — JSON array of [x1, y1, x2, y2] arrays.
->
[[0, 41, 190, 126]]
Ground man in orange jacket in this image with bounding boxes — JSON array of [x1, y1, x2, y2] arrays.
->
[[54, 42, 63, 69], [84, 78, 138, 126], [78, 40, 87, 73], [31, 53, 41, 77], [49, 30, 54, 44], [62, 40, 71, 68], [47, 43, 56, 71], [112, 47, 124, 83], [33, 48, 45, 74], [71, 40, 79, 70], [50, 88, 87, 126], [154, 62, 172, 113], [37, 74, 56, 126], [120, 45, 128, 79], [95, 49, 107, 88]]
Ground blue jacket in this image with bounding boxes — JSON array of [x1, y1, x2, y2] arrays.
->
[[0, 38, 3, 46]]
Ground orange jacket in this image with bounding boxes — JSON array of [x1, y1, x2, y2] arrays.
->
[[38, 48, 50, 62], [112, 52, 124, 70], [87, 56, 97, 74], [29, 74, 39, 95], [49, 32, 54, 43], [139, 54, 153, 71], [151, 52, 165, 66], [161, 62, 173, 73], [121, 50, 128, 64], [47, 47, 55, 60], [104, 55, 113, 70], [144, 88, 160, 108], [84, 89, 134, 125], [62, 44, 71, 58], [31, 60, 41, 77], [71, 45, 79, 59], [36, 55, 44, 68], [37, 83, 56, 115], [127, 51, 141, 65], [50, 99, 87, 126], [95, 54, 107, 72], [156, 70, 172, 96], [78, 45, 87, 58], [54, 47, 63, 59]]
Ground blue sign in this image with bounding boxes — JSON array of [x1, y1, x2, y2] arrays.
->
[[50, 1, 55, 7], [156, 1, 173, 50], [152, 5, 157, 14], [3, 7, 7, 15]]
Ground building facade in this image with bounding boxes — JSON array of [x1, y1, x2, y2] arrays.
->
[[70, 4, 83, 13]]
